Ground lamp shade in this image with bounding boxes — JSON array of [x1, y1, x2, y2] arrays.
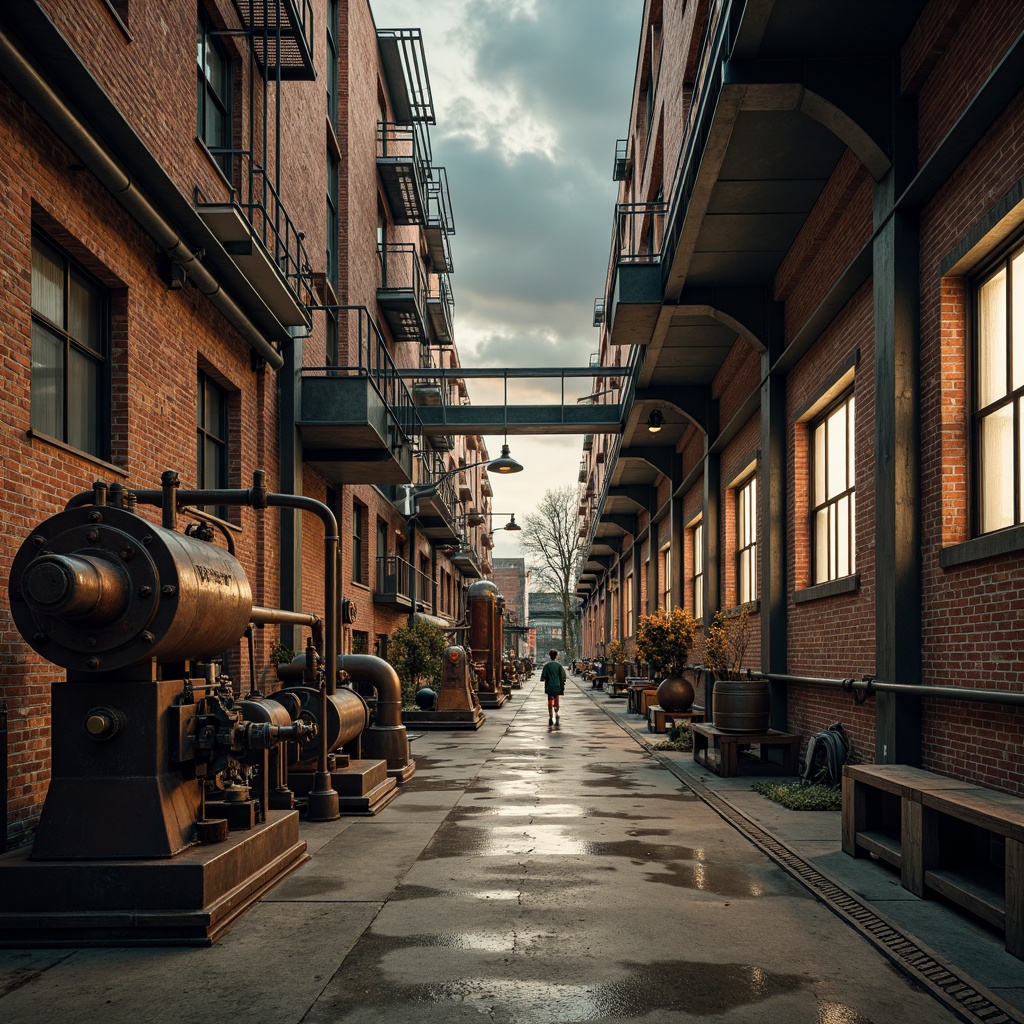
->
[[489, 444, 523, 474]]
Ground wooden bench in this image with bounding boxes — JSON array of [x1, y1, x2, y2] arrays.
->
[[647, 706, 703, 734], [607, 678, 631, 698], [638, 688, 660, 717], [692, 723, 800, 778], [591, 674, 608, 691], [626, 680, 657, 714], [842, 764, 1024, 960]]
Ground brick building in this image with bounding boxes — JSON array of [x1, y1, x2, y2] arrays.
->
[[529, 592, 567, 661], [491, 557, 529, 658], [578, 0, 1024, 795], [0, 0, 497, 849]]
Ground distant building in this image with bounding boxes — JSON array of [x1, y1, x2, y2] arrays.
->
[[529, 592, 566, 658], [492, 557, 529, 657]]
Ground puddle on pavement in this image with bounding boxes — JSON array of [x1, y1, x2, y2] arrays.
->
[[317, 934, 811, 1019]]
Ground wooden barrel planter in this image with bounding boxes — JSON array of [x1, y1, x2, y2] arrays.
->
[[712, 675, 770, 732]]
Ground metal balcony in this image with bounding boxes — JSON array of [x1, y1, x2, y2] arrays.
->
[[377, 122, 429, 225], [604, 201, 667, 347], [377, 243, 429, 342], [234, 0, 316, 81], [450, 546, 483, 580], [195, 150, 314, 327], [298, 306, 417, 485], [377, 28, 436, 125], [612, 138, 631, 181], [424, 167, 455, 273], [374, 555, 413, 610], [405, 449, 460, 543], [593, 298, 605, 327], [426, 272, 455, 345]]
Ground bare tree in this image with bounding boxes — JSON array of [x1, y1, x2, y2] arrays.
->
[[521, 486, 580, 657]]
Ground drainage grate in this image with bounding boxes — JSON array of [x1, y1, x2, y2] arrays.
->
[[656, 755, 1023, 1024]]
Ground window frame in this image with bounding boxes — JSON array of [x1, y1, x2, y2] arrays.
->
[[352, 501, 368, 586], [810, 390, 857, 584], [196, 6, 233, 179], [972, 240, 1024, 535], [691, 518, 704, 622], [196, 369, 229, 519], [736, 473, 758, 605], [30, 229, 110, 460]]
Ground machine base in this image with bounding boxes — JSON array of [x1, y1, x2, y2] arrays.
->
[[478, 692, 509, 709], [401, 708, 487, 730], [0, 811, 306, 947], [289, 760, 399, 815]]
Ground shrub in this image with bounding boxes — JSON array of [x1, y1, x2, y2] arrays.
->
[[652, 721, 693, 752], [388, 621, 449, 706], [635, 608, 696, 677]]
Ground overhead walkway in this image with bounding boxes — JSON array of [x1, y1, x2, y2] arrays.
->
[[401, 366, 629, 436]]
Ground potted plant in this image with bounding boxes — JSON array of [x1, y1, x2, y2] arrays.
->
[[635, 608, 697, 712], [605, 636, 633, 685], [704, 608, 768, 732]]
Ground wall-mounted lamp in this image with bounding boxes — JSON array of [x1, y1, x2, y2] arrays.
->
[[503, 514, 521, 532], [647, 409, 664, 434]]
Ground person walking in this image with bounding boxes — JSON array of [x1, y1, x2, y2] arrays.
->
[[541, 649, 566, 727]]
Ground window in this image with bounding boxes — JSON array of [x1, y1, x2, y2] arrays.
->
[[975, 248, 1024, 533], [326, 153, 338, 284], [325, 0, 339, 126], [692, 520, 704, 621], [352, 502, 367, 585], [197, 370, 228, 518], [737, 475, 757, 604], [812, 394, 856, 581], [197, 7, 232, 177], [624, 574, 634, 637], [31, 231, 108, 458], [659, 543, 671, 611]]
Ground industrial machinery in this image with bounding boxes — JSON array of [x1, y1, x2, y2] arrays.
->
[[466, 579, 507, 708], [0, 470, 394, 945], [399, 645, 486, 730]]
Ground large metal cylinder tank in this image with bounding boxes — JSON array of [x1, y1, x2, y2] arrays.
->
[[466, 579, 498, 690], [9, 504, 252, 674]]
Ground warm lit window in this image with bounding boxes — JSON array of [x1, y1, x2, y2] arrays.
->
[[737, 475, 757, 604], [659, 543, 671, 611], [197, 7, 232, 177], [691, 520, 704, 620], [975, 247, 1024, 533], [812, 394, 856, 581], [31, 232, 108, 458], [624, 574, 634, 637]]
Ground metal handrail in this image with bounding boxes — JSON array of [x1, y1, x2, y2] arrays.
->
[[196, 148, 315, 313], [379, 242, 428, 324], [764, 672, 1024, 709], [303, 305, 420, 441]]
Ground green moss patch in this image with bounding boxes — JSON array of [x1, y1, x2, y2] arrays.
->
[[752, 780, 842, 811]]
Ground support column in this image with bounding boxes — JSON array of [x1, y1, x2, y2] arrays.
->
[[761, 315, 788, 729], [874, 78, 921, 764]]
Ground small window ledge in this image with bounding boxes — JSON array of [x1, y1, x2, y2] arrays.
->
[[794, 574, 859, 604], [940, 526, 1024, 568]]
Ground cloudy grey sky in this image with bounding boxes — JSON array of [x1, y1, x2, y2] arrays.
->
[[370, 0, 642, 560]]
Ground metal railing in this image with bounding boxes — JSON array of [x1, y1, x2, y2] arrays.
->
[[303, 305, 420, 441], [195, 149, 315, 312], [415, 447, 460, 519], [593, 298, 605, 326], [379, 242, 428, 323], [425, 166, 455, 234], [377, 121, 430, 207], [614, 201, 667, 264], [612, 138, 630, 181], [427, 272, 455, 338]]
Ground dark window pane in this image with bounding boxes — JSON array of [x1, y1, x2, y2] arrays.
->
[[31, 320, 64, 438]]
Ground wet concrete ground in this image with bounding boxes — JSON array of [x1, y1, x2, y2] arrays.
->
[[0, 674, 1020, 1023]]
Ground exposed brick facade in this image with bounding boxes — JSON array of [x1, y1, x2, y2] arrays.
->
[[578, 0, 1024, 796], [0, 1, 490, 847]]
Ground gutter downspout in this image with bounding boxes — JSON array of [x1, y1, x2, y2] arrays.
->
[[0, 30, 285, 371], [337, 654, 415, 783]]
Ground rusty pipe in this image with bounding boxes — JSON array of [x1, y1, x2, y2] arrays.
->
[[337, 654, 413, 778]]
